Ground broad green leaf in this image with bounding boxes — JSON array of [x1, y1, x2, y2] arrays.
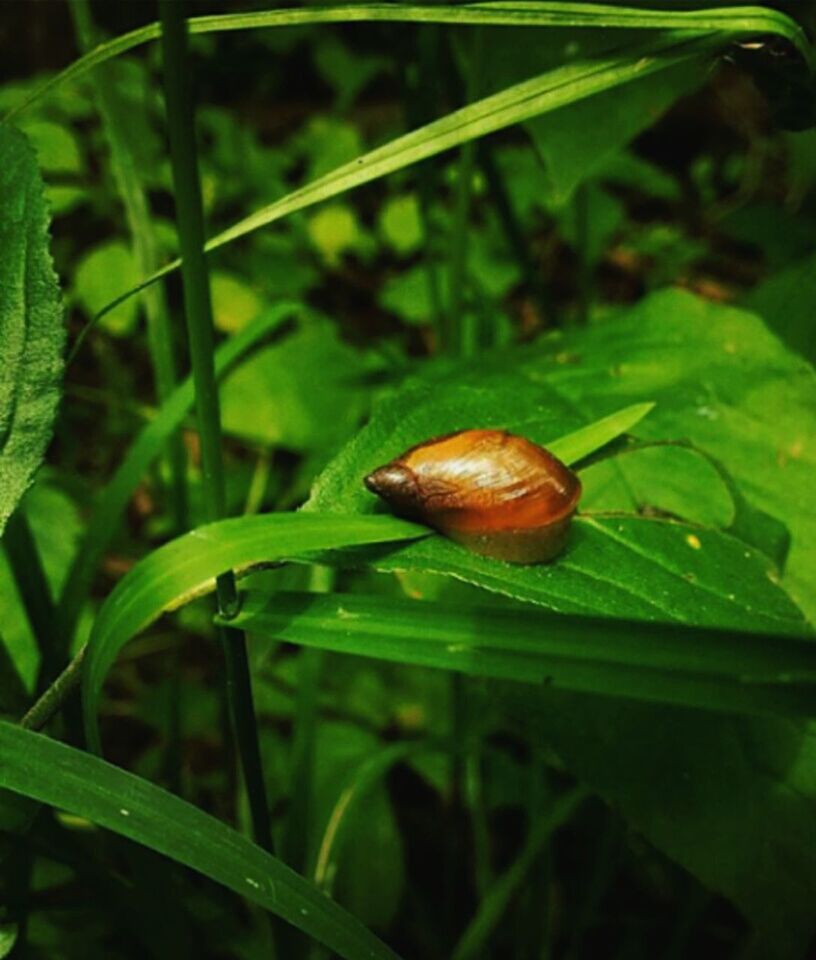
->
[[0, 721, 402, 960], [5, 3, 809, 124], [308, 289, 816, 624], [0, 124, 64, 538], [222, 590, 816, 718], [505, 690, 816, 959], [58, 305, 300, 642], [82, 514, 428, 752]]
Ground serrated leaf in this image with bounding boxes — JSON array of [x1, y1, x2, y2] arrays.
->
[[0, 124, 64, 538]]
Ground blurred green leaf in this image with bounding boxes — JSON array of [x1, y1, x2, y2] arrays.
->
[[313, 35, 389, 111], [0, 722, 403, 960], [221, 316, 371, 455], [378, 194, 423, 256], [480, 28, 701, 205], [306, 204, 366, 266], [211, 271, 264, 334], [379, 264, 442, 327], [74, 241, 140, 336], [21, 119, 82, 173], [0, 124, 65, 538]]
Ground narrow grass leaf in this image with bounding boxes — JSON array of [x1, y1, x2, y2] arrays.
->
[[0, 721, 402, 960], [4, 3, 809, 122], [547, 401, 654, 464], [222, 590, 816, 718], [82, 514, 428, 752]]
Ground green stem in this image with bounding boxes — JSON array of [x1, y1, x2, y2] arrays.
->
[[158, 0, 271, 852], [20, 643, 87, 732]]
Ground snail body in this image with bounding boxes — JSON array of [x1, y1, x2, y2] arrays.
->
[[364, 429, 581, 563]]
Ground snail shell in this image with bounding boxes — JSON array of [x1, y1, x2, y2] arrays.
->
[[364, 429, 581, 564]]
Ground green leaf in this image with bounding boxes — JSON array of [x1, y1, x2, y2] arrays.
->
[[222, 590, 816, 718], [745, 251, 816, 364], [73, 240, 140, 336], [5, 3, 810, 124], [505, 690, 816, 959], [0, 124, 64, 539], [220, 315, 370, 455], [308, 289, 816, 625], [0, 721, 402, 960], [378, 194, 423, 256], [82, 514, 428, 752], [210, 271, 264, 334]]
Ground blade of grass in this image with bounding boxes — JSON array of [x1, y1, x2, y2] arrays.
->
[[548, 401, 655, 464], [0, 721, 403, 960], [80, 513, 428, 754], [222, 590, 816, 718], [159, 0, 269, 852], [57, 305, 297, 643], [5, 3, 810, 123]]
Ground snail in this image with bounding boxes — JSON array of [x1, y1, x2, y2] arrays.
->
[[364, 429, 581, 563]]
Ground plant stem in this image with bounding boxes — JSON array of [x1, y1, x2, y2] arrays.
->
[[20, 643, 87, 732], [158, 0, 271, 852]]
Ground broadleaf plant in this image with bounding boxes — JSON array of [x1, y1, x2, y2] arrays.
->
[[0, 124, 64, 536]]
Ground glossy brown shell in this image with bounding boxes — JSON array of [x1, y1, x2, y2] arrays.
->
[[364, 429, 581, 563]]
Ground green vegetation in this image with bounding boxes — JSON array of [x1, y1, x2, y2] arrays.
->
[[1, 2, 816, 958]]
